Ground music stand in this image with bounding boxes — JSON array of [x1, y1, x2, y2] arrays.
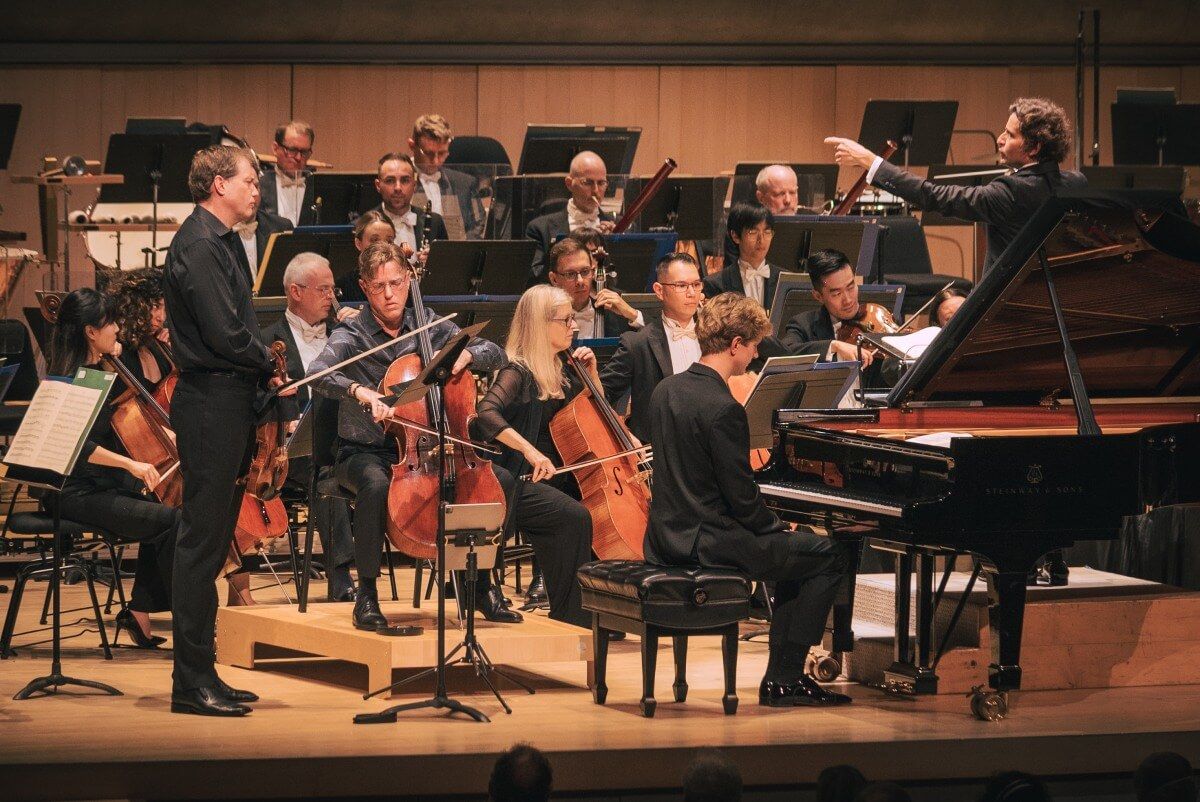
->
[[626, 177, 722, 240], [0, 104, 20, 170], [423, 240, 537, 296], [256, 226, 358, 296], [1111, 103, 1200, 166], [740, 357, 821, 450], [98, 133, 208, 204], [767, 216, 886, 279], [857, 100, 959, 172], [518, 124, 641, 175], [422, 296, 520, 348], [310, 173, 381, 224]]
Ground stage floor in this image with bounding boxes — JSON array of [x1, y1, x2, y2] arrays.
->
[[0, 569, 1198, 800]]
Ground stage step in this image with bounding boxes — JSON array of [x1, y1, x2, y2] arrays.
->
[[828, 568, 1200, 694]]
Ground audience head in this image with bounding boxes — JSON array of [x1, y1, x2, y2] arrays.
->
[[1001, 98, 1072, 166], [653, 252, 703, 323], [488, 743, 553, 802], [375, 152, 419, 215], [931, 287, 969, 327], [1135, 752, 1197, 802], [356, 242, 412, 325], [696, 292, 771, 375], [727, 203, 775, 266], [755, 164, 799, 215], [189, 145, 259, 225], [352, 210, 397, 252], [110, 267, 166, 348], [854, 782, 913, 802], [546, 238, 595, 310], [682, 750, 743, 802], [409, 113, 453, 177], [48, 287, 118, 376], [272, 120, 314, 175], [806, 248, 860, 321], [282, 252, 337, 323], [565, 150, 608, 214], [979, 771, 1051, 802], [817, 764, 869, 802]]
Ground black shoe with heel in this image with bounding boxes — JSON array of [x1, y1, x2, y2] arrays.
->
[[114, 608, 166, 649], [171, 687, 250, 717]]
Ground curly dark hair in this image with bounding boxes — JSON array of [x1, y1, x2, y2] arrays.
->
[[109, 267, 165, 349], [1009, 97, 1073, 164]]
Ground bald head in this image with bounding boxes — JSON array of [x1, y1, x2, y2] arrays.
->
[[569, 150, 607, 177], [756, 164, 799, 215], [565, 150, 608, 213]]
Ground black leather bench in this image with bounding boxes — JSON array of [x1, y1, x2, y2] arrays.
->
[[577, 560, 752, 717]]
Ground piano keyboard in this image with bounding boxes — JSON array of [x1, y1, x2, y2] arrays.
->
[[759, 481, 905, 518]]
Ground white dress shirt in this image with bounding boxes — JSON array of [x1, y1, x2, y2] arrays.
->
[[418, 172, 444, 215], [284, 309, 328, 372], [737, 259, 771, 306], [275, 172, 306, 227], [662, 316, 700, 374], [566, 199, 600, 232], [382, 207, 418, 253], [232, 220, 258, 283]]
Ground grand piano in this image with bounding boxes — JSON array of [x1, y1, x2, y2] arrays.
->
[[758, 192, 1200, 719]]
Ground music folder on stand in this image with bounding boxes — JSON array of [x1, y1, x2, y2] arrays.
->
[[354, 321, 523, 723]]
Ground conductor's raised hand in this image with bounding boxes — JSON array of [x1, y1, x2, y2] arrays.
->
[[824, 137, 877, 170]]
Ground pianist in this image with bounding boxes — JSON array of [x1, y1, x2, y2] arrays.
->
[[644, 292, 850, 708]]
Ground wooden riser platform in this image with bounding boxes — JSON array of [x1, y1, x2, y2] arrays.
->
[[216, 600, 593, 695], [833, 568, 1200, 694]]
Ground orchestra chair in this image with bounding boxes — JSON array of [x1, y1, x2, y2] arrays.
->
[[446, 136, 512, 175], [297, 395, 398, 611], [577, 560, 751, 718], [0, 497, 114, 660]]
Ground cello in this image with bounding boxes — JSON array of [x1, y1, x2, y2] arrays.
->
[[231, 341, 292, 558], [383, 227, 506, 560], [550, 353, 651, 560]]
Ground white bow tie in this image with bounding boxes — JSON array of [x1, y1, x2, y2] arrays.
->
[[740, 263, 770, 280], [296, 319, 327, 344], [663, 318, 696, 341], [278, 172, 306, 189]]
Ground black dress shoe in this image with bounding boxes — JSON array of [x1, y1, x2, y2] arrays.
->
[[171, 687, 251, 717], [215, 676, 259, 703], [520, 573, 549, 611], [114, 608, 167, 649], [759, 675, 852, 708], [478, 585, 523, 624], [353, 587, 389, 631], [1046, 556, 1069, 587], [326, 565, 356, 602]]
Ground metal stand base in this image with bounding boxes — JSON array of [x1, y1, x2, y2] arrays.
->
[[14, 670, 122, 701]]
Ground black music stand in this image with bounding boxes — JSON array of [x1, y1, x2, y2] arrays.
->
[[517, 124, 641, 175], [355, 322, 506, 724], [310, 173, 381, 225], [1111, 103, 1200, 166], [0, 104, 21, 171], [98, 133, 208, 204], [858, 100, 958, 173], [626, 177, 723, 240], [767, 216, 886, 278], [256, 227, 358, 296], [423, 240, 537, 296]]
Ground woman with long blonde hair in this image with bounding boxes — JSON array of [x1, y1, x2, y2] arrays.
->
[[472, 284, 598, 628]]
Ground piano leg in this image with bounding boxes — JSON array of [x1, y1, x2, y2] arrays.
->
[[984, 568, 1027, 695], [884, 547, 938, 695], [828, 535, 863, 654]]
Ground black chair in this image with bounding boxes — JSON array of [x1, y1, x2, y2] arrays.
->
[[877, 216, 973, 315], [578, 560, 751, 718], [447, 136, 512, 174]]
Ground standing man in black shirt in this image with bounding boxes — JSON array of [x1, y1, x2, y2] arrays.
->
[[164, 145, 295, 717]]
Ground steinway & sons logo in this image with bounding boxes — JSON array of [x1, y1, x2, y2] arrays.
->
[[985, 464, 1084, 496]]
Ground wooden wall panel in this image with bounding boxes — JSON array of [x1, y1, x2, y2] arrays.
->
[[292, 66, 479, 173], [477, 67, 660, 175], [657, 66, 836, 177]]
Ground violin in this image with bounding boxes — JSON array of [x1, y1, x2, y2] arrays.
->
[[549, 352, 651, 560], [383, 226, 506, 560]]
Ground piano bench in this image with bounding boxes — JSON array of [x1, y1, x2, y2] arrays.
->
[[577, 560, 752, 718]]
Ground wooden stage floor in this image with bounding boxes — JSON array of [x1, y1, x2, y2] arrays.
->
[[0, 568, 1197, 800]]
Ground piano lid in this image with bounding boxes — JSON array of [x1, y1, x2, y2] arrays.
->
[[889, 191, 1200, 406]]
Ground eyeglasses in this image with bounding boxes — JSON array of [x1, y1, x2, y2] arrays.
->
[[575, 178, 609, 189], [297, 284, 341, 298], [364, 278, 409, 295], [554, 267, 595, 282], [659, 281, 704, 294], [743, 228, 775, 240], [549, 314, 578, 326], [416, 144, 451, 161], [279, 144, 313, 159]]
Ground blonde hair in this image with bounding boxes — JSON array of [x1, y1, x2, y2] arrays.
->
[[696, 292, 771, 356], [412, 114, 453, 143], [506, 285, 572, 401]]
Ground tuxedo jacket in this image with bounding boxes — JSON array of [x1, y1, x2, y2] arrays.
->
[[701, 262, 784, 310], [643, 363, 783, 565], [258, 167, 318, 227], [524, 208, 616, 284], [780, 306, 835, 358], [871, 159, 1087, 273], [598, 317, 674, 444], [414, 167, 483, 240]]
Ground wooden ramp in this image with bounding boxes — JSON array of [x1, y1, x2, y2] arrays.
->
[[216, 600, 593, 695], [833, 568, 1200, 693]]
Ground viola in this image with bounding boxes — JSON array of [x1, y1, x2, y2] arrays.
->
[[384, 231, 506, 560], [549, 353, 651, 560], [835, 302, 901, 356]]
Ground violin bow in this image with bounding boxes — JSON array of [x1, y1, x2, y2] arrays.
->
[[891, 281, 958, 335]]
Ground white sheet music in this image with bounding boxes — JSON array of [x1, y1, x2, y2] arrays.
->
[[3, 379, 108, 477], [881, 326, 942, 361]]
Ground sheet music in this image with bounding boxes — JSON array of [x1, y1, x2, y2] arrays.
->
[[3, 370, 115, 477], [881, 326, 942, 362]]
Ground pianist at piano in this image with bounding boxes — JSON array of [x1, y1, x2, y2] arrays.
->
[[644, 292, 851, 708]]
